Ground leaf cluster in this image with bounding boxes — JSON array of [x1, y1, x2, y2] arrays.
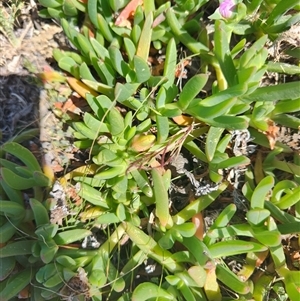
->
[[1, 0, 300, 300]]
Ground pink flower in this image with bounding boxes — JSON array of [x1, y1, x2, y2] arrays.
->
[[219, 0, 236, 18]]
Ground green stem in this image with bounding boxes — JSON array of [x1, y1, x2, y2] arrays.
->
[[173, 182, 228, 224], [166, 8, 209, 54], [98, 223, 126, 257]]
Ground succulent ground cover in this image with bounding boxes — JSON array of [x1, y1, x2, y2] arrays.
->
[[0, 0, 300, 300]]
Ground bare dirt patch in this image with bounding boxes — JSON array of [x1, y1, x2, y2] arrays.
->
[[0, 1, 77, 172]]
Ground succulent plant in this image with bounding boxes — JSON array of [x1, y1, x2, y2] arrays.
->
[[1, 0, 299, 300]]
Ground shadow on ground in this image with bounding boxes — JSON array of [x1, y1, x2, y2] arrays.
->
[[0, 74, 42, 144]]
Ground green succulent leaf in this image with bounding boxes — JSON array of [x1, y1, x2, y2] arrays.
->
[[276, 186, 300, 209], [237, 66, 258, 85], [136, 12, 153, 62], [87, 0, 98, 28], [158, 230, 176, 249], [84, 112, 110, 133], [2, 142, 41, 172], [124, 222, 183, 273], [253, 229, 281, 247], [159, 103, 182, 117], [211, 115, 249, 130], [215, 156, 250, 169], [271, 180, 298, 203], [0, 257, 15, 281], [72, 121, 98, 140], [156, 115, 169, 144], [216, 264, 253, 295], [90, 37, 110, 60], [205, 127, 224, 162], [197, 84, 248, 107], [265, 201, 299, 224], [279, 268, 300, 301], [96, 148, 118, 164], [204, 204, 237, 246], [132, 282, 176, 301], [96, 212, 120, 224], [43, 272, 64, 288], [176, 223, 196, 237], [163, 38, 177, 88], [109, 46, 130, 77], [0, 200, 24, 218], [0, 221, 18, 244], [0, 159, 19, 171], [216, 134, 232, 153], [273, 98, 300, 115], [239, 35, 268, 68], [1, 167, 36, 190], [40, 240, 59, 264], [250, 175, 274, 209], [244, 81, 300, 102], [33, 171, 52, 187], [267, 62, 300, 75], [213, 204, 237, 228], [77, 182, 109, 208], [152, 168, 171, 228], [0, 240, 36, 258], [272, 114, 300, 129], [89, 269, 106, 287], [166, 8, 209, 54], [264, 0, 300, 27], [108, 108, 125, 136], [124, 37, 136, 62], [214, 20, 237, 87], [63, 0, 77, 16], [131, 169, 153, 197], [209, 240, 267, 258], [36, 263, 55, 283], [29, 198, 50, 226], [187, 98, 237, 121], [54, 229, 93, 245], [77, 33, 95, 57], [79, 62, 97, 81], [181, 236, 211, 266], [82, 79, 114, 98], [116, 203, 127, 221], [35, 224, 59, 241], [56, 255, 77, 269], [188, 265, 207, 287], [0, 268, 35, 301], [97, 13, 114, 42], [246, 208, 271, 226], [38, 0, 63, 8], [133, 55, 151, 83], [58, 56, 79, 75], [115, 82, 140, 103], [85, 94, 105, 119], [178, 74, 208, 110], [94, 165, 127, 180], [174, 182, 227, 224]]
